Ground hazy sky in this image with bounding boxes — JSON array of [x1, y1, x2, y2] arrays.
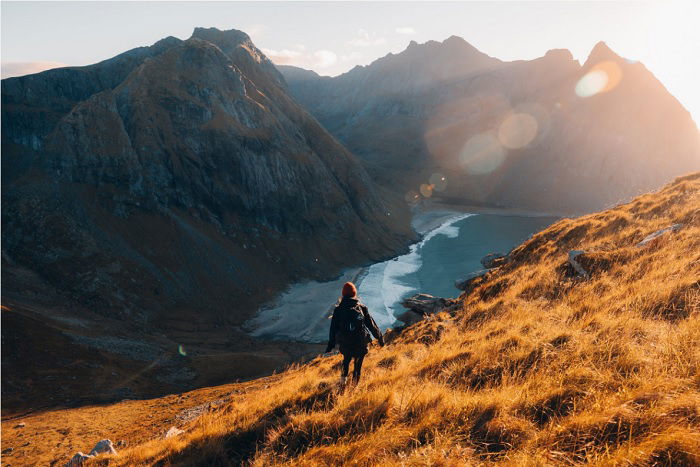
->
[[2, 1, 699, 123]]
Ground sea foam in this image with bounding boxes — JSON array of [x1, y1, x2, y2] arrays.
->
[[358, 213, 474, 327]]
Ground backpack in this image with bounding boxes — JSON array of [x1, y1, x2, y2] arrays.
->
[[337, 303, 371, 345]]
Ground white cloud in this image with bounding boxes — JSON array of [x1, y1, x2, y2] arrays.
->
[[340, 51, 363, 62], [396, 27, 416, 35], [1, 61, 68, 78], [263, 47, 337, 69], [347, 29, 387, 47], [262, 48, 303, 65], [313, 50, 337, 68]]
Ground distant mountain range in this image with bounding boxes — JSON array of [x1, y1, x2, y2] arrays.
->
[[279, 37, 700, 213]]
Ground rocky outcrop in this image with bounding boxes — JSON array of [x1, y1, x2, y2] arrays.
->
[[568, 250, 589, 278], [396, 293, 457, 326], [637, 224, 683, 248], [280, 39, 700, 213], [455, 269, 490, 291], [481, 253, 508, 269], [165, 427, 185, 439]]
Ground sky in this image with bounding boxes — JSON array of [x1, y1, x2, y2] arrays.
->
[[2, 1, 699, 123]]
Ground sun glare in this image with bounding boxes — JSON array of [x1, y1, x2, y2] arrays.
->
[[575, 60, 623, 98]]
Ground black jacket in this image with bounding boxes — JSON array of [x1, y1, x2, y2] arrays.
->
[[326, 297, 384, 355]]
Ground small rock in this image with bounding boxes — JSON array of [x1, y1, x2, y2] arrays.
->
[[89, 439, 117, 456], [455, 269, 489, 291], [568, 250, 588, 278], [15, 422, 25, 428], [65, 452, 94, 466], [481, 252, 508, 269], [2, 447, 13, 454], [636, 224, 682, 248], [165, 426, 185, 439]]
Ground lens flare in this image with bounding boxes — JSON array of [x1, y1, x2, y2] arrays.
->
[[428, 173, 447, 192], [459, 132, 505, 175], [575, 60, 622, 98], [405, 190, 420, 204], [178, 344, 187, 356], [498, 113, 538, 149], [419, 183, 434, 198]]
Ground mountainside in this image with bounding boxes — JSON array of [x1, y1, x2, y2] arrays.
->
[[280, 38, 700, 213], [1, 27, 415, 412], [5, 173, 697, 466]]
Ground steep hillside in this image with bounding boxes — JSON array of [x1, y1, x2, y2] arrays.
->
[[1, 28, 415, 412], [281, 38, 700, 213], [7, 173, 695, 466]]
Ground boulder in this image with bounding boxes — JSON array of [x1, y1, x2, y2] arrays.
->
[[89, 439, 117, 456], [65, 439, 117, 465], [481, 253, 508, 269], [165, 427, 185, 439], [401, 294, 448, 316], [455, 269, 489, 291], [65, 452, 94, 466], [636, 224, 682, 248], [568, 250, 589, 278]]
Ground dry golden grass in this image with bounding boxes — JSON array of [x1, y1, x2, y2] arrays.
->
[[106, 173, 699, 466]]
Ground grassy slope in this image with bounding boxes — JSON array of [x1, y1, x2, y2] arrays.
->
[[14, 173, 699, 466]]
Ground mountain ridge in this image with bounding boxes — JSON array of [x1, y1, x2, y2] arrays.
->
[[279, 36, 700, 213]]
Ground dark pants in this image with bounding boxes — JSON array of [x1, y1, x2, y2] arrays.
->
[[341, 353, 365, 382]]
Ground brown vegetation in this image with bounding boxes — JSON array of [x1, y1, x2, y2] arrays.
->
[[4, 173, 699, 466]]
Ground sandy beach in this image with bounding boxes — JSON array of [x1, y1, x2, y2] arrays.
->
[[246, 206, 471, 342]]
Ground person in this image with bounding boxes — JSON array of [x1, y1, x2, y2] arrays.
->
[[325, 281, 384, 386]]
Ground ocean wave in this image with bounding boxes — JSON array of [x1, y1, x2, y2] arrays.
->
[[358, 213, 474, 326]]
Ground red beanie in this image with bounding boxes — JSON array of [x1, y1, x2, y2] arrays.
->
[[342, 282, 357, 297]]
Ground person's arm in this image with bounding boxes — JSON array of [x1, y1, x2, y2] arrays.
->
[[325, 306, 339, 353], [362, 305, 385, 346]]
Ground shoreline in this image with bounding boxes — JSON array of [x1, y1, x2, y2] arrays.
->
[[246, 207, 473, 342], [412, 199, 570, 231], [246, 202, 564, 343]]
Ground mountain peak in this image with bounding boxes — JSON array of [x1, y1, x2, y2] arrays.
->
[[190, 27, 254, 56], [443, 35, 466, 45], [584, 41, 624, 67]]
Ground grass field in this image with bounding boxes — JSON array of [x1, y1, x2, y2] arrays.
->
[[112, 173, 700, 465]]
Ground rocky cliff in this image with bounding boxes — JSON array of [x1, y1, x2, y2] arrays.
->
[[280, 38, 700, 213], [1, 27, 415, 410]]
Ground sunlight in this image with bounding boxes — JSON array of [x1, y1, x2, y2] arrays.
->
[[405, 190, 420, 203], [428, 173, 447, 192], [575, 60, 622, 98], [498, 112, 538, 149], [459, 132, 505, 175]]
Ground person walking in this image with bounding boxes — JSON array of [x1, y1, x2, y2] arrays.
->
[[325, 281, 384, 387]]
